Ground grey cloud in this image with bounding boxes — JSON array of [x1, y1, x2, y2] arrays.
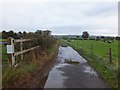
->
[[85, 2, 117, 17], [1, 2, 118, 36]]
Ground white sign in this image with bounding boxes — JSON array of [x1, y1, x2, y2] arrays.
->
[[7, 45, 14, 54]]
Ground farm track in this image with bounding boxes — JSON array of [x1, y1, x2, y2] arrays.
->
[[44, 46, 108, 88]]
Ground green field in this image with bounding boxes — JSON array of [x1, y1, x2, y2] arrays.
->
[[66, 40, 118, 65], [61, 39, 118, 88]]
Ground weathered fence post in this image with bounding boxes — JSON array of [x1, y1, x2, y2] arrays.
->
[[20, 38, 23, 60], [7, 37, 15, 68], [109, 48, 112, 63], [6, 38, 39, 68]]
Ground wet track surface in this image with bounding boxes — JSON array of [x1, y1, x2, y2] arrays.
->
[[44, 46, 107, 88]]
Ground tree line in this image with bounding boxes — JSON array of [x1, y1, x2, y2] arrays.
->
[[61, 31, 120, 41], [1, 30, 51, 39], [2, 30, 57, 54]]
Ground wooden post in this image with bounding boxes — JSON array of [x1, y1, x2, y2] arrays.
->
[[109, 48, 112, 63], [7, 37, 15, 68], [20, 38, 23, 60]]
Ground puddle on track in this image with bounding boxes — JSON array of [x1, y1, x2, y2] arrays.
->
[[82, 66, 98, 77], [44, 46, 87, 88], [44, 46, 107, 88], [44, 64, 68, 88], [58, 46, 87, 63]]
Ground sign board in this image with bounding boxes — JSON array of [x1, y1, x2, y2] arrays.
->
[[7, 45, 14, 54]]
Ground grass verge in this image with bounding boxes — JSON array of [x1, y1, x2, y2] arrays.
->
[[2, 43, 58, 88]]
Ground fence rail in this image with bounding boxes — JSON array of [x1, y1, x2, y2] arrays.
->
[[14, 39, 32, 43], [7, 37, 39, 68], [14, 46, 39, 56]]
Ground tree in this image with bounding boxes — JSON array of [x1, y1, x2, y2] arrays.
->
[[82, 31, 89, 39], [101, 36, 105, 39], [43, 30, 51, 36], [23, 31, 27, 35], [8, 30, 14, 37], [35, 30, 42, 34], [116, 36, 120, 40], [18, 31, 22, 38], [14, 33, 19, 39], [21, 31, 27, 38], [76, 36, 80, 40], [2, 30, 19, 39], [2, 31, 8, 39], [101, 36, 106, 42], [95, 36, 100, 41]]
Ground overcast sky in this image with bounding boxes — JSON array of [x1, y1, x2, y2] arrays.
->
[[0, 0, 119, 36]]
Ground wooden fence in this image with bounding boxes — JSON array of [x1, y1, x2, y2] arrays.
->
[[7, 37, 39, 68]]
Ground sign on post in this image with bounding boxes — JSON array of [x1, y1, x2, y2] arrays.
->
[[7, 37, 15, 68], [7, 45, 14, 54]]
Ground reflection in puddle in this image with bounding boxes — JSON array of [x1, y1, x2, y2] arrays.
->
[[55, 63, 70, 68], [58, 46, 87, 63], [44, 65, 67, 88], [83, 66, 98, 77]]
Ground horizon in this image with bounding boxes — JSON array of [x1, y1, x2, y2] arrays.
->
[[0, 30, 118, 37]]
